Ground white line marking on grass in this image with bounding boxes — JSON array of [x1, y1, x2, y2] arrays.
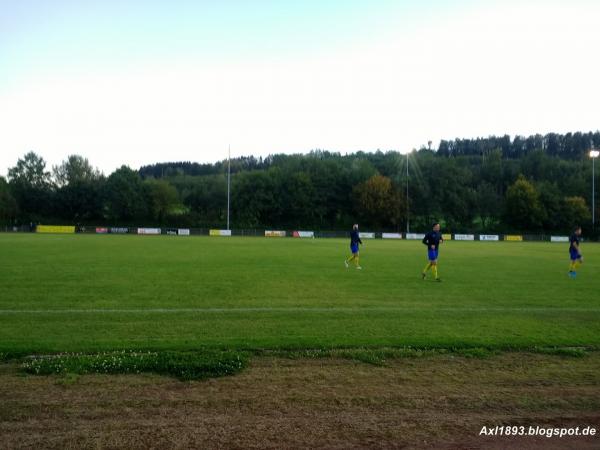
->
[[0, 307, 600, 314]]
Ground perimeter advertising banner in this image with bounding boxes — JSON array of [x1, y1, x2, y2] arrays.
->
[[293, 231, 314, 238], [406, 233, 426, 240], [359, 232, 375, 239], [37, 225, 75, 234], [209, 229, 231, 236], [442, 234, 453, 240], [479, 235, 500, 241], [382, 233, 402, 239], [110, 227, 128, 234], [504, 235, 523, 241], [454, 234, 474, 241], [137, 228, 161, 235], [265, 230, 286, 237], [95, 227, 108, 234], [167, 228, 190, 236], [551, 236, 569, 242]]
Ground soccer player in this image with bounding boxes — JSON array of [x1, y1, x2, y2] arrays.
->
[[422, 222, 443, 281], [568, 226, 584, 278], [345, 224, 363, 270]]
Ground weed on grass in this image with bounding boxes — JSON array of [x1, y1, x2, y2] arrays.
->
[[531, 346, 588, 358], [22, 350, 248, 381]]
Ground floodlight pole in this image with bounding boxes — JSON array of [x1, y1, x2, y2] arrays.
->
[[406, 152, 409, 234], [227, 145, 231, 230], [592, 150, 598, 227]]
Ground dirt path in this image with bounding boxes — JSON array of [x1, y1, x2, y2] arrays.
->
[[1, 353, 599, 449]]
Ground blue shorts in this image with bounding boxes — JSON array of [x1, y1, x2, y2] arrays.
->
[[428, 249, 439, 261], [350, 243, 359, 254], [570, 249, 582, 261]]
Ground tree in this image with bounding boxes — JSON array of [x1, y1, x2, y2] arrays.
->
[[2, 132, 598, 231], [432, 159, 476, 231], [353, 174, 403, 229], [51, 155, 105, 222], [231, 170, 279, 228], [182, 175, 227, 227], [8, 151, 52, 188], [53, 155, 101, 187], [537, 181, 563, 231], [144, 178, 181, 224], [560, 196, 591, 230], [0, 177, 18, 223], [103, 166, 148, 222], [303, 157, 350, 229], [280, 171, 316, 227], [7, 152, 53, 221], [475, 182, 502, 230], [504, 175, 545, 231], [55, 178, 105, 223]]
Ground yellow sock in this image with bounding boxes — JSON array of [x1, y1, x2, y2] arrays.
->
[[569, 261, 575, 271], [355, 256, 360, 267], [432, 265, 438, 279], [346, 255, 354, 263], [573, 261, 581, 270], [423, 263, 431, 273]]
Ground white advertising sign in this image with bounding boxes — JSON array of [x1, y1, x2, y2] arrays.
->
[[406, 233, 426, 240], [265, 230, 286, 237], [210, 229, 231, 236], [359, 232, 375, 239], [479, 235, 499, 241], [454, 234, 475, 241], [137, 228, 161, 235], [382, 233, 403, 239]]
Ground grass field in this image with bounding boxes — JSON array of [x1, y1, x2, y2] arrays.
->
[[2, 233, 600, 448], [1, 233, 599, 354]]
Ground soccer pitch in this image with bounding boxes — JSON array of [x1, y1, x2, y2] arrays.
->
[[1, 233, 599, 354]]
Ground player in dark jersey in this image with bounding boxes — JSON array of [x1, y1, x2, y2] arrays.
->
[[422, 222, 443, 281], [345, 224, 363, 270], [568, 226, 583, 278]]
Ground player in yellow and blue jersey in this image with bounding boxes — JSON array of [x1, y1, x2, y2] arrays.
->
[[345, 224, 363, 270], [422, 222, 443, 281], [568, 226, 583, 278]]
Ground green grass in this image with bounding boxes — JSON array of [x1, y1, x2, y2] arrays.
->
[[1, 233, 599, 354], [259, 347, 502, 365]]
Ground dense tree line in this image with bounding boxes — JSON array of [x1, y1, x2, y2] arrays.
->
[[1, 131, 598, 234]]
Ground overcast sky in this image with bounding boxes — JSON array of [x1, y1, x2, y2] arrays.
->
[[1, 0, 599, 177]]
